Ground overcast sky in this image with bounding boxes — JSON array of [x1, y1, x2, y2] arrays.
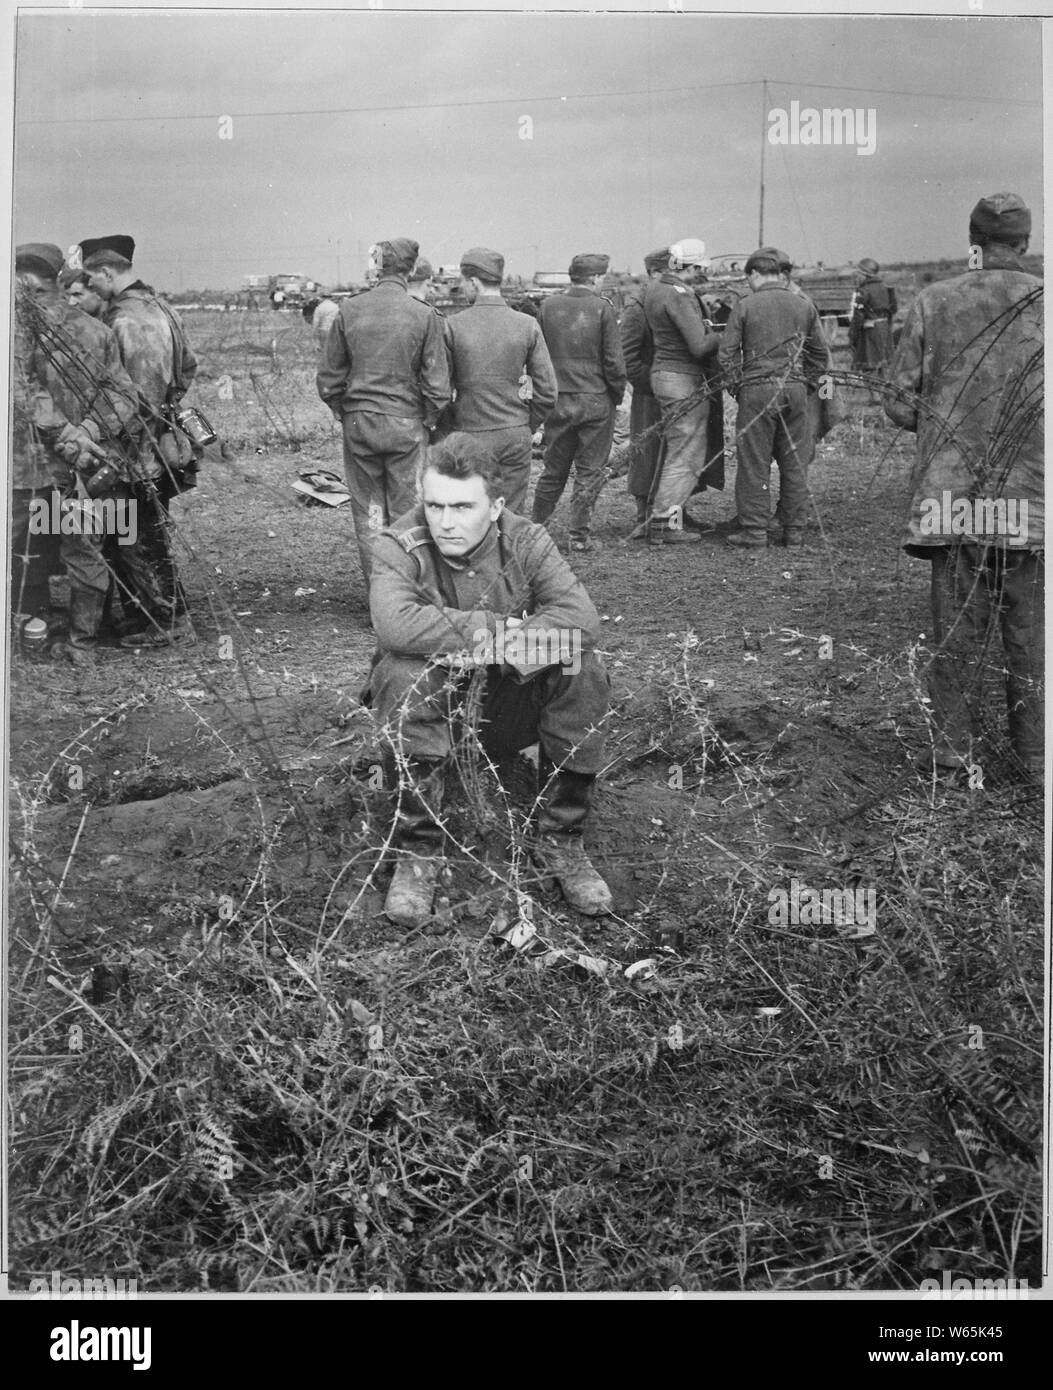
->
[[11, 6, 1044, 290]]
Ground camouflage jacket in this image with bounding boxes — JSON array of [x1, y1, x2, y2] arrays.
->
[[103, 281, 198, 479], [370, 504, 600, 677], [884, 246, 1043, 552], [13, 291, 140, 490]]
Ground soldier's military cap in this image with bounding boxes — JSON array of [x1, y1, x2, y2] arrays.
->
[[410, 257, 434, 282], [460, 247, 504, 283], [569, 252, 610, 279], [969, 193, 1031, 241], [378, 238, 419, 275], [643, 247, 670, 273], [856, 257, 880, 274], [758, 246, 794, 272], [15, 242, 65, 279], [745, 248, 788, 274], [79, 234, 136, 265]]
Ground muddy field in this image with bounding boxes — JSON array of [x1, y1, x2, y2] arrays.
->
[[7, 311, 1043, 1293]]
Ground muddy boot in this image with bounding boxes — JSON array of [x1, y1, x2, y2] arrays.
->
[[648, 515, 700, 546], [726, 528, 768, 550], [533, 766, 613, 916], [52, 588, 105, 666], [626, 497, 649, 540], [782, 528, 805, 548], [384, 759, 446, 929]]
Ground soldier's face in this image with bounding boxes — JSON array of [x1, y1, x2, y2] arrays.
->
[[86, 266, 117, 300], [422, 469, 503, 557], [68, 281, 104, 316]]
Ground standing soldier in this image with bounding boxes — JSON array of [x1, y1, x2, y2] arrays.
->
[[620, 247, 667, 539], [718, 247, 829, 549], [305, 295, 341, 356], [444, 246, 557, 514], [884, 193, 1043, 783], [532, 253, 626, 553], [317, 237, 451, 581], [643, 237, 724, 545], [12, 243, 139, 662], [849, 258, 897, 386], [80, 234, 199, 647]]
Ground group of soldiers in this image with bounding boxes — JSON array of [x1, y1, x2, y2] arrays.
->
[[308, 195, 1041, 927], [12, 234, 202, 663], [8, 192, 1043, 931]]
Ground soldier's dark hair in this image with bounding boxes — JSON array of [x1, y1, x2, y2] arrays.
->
[[745, 254, 782, 276], [424, 433, 504, 500], [58, 268, 91, 289]]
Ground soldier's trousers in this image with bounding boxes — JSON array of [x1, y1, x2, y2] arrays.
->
[[106, 483, 182, 630], [463, 426, 533, 516], [532, 393, 615, 539], [341, 410, 428, 580], [649, 370, 712, 518], [734, 382, 812, 534], [10, 488, 63, 616], [371, 650, 611, 774], [627, 389, 662, 502], [927, 544, 1044, 771]]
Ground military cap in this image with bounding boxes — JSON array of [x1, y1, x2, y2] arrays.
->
[[969, 192, 1031, 241], [569, 252, 610, 279], [643, 247, 670, 273], [757, 246, 793, 272], [856, 257, 880, 275], [377, 238, 419, 275], [15, 242, 65, 279], [745, 248, 786, 275], [410, 256, 434, 282], [79, 234, 136, 265], [460, 247, 504, 283]]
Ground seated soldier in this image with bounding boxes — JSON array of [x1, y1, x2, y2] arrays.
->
[[368, 432, 615, 929]]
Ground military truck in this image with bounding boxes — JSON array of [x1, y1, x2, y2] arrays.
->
[[267, 273, 322, 310], [523, 271, 571, 308]]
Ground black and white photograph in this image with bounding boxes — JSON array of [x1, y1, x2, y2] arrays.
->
[[3, 0, 1045, 1324]]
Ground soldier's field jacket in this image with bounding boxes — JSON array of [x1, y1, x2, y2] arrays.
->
[[317, 276, 451, 427], [103, 281, 196, 480], [644, 274, 722, 376], [14, 294, 139, 490], [538, 287, 626, 401], [444, 299, 557, 433], [884, 246, 1043, 552], [370, 504, 600, 678], [719, 282, 830, 392]]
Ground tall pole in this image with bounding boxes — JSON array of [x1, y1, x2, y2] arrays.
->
[[758, 78, 767, 247]]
